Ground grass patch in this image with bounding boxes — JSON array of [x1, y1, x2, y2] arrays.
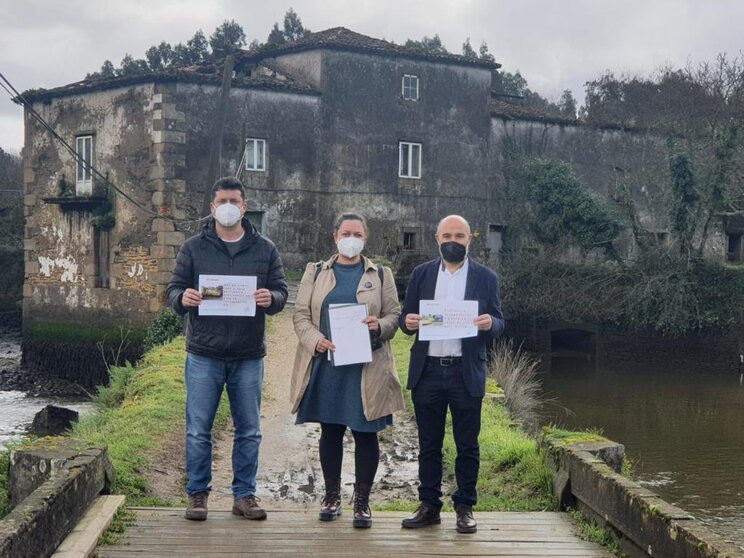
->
[[568, 508, 627, 556], [0, 446, 11, 519], [283, 268, 306, 281], [542, 425, 608, 446], [389, 333, 556, 512], [72, 336, 230, 506], [98, 507, 137, 545]]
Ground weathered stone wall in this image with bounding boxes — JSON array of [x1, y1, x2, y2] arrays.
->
[[489, 118, 732, 262], [23, 84, 163, 383], [170, 82, 322, 269], [313, 51, 494, 267], [24, 85, 159, 325]]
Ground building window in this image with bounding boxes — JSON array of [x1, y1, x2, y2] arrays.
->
[[75, 135, 93, 195], [402, 74, 419, 101], [244, 138, 266, 172], [399, 141, 421, 179], [403, 231, 416, 250], [727, 232, 742, 262]]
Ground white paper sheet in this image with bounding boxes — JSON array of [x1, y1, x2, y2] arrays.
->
[[198, 274, 257, 316], [328, 303, 373, 366], [418, 300, 478, 341]]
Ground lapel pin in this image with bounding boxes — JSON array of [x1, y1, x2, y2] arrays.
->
[[365, 281, 373, 288]]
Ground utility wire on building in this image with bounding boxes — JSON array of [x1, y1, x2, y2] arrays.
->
[[0, 70, 210, 227]]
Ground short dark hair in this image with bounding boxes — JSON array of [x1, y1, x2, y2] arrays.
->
[[211, 177, 245, 200], [334, 212, 367, 234]]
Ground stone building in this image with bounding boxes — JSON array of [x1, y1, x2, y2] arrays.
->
[[20, 27, 739, 384]]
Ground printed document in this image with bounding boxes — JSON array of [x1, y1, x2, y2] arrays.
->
[[198, 275, 257, 316], [418, 300, 478, 341], [328, 303, 373, 366]]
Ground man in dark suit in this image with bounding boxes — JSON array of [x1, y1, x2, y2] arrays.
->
[[399, 215, 505, 534]]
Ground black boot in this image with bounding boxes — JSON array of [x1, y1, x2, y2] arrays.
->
[[352, 483, 372, 528], [319, 478, 342, 521]]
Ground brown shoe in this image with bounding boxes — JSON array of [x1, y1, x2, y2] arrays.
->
[[319, 478, 342, 521], [185, 491, 208, 521], [401, 502, 441, 529], [455, 504, 477, 533], [232, 495, 267, 520], [352, 483, 372, 529]]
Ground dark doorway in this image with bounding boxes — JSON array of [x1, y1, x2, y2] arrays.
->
[[727, 233, 742, 262], [550, 329, 596, 361]]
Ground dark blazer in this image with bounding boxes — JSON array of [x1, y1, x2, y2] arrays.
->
[[399, 257, 505, 398]]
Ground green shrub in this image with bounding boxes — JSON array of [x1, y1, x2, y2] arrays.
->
[[93, 364, 136, 409], [142, 307, 184, 352]]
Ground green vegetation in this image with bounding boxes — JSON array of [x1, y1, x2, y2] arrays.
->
[[24, 319, 147, 345], [384, 333, 555, 512], [503, 251, 744, 335], [542, 426, 608, 446], [72, 337, 230, 505], [0, 445, 13, 519], [142, 307, 184, 352], [568, 508, 626, 557], [524, 158, 622, 259]]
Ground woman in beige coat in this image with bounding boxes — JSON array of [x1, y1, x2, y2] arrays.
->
[[291, 212, 405, 529]]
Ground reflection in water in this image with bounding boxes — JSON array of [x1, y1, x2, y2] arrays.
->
[[0, 390, 93, 450], [540, 357, 744, 548]]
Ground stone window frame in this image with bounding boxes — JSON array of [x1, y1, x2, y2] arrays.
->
[[402, 74, 419, 101], [75, 134, 94, 195], [402, 229, 417, 250], [244, 138, 266, 172], [399, 141, 422, 179]]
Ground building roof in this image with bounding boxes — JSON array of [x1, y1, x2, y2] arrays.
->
[[489, 99, 578, 126], [237, 27, 501, 69], [20, 64, 319, 103]]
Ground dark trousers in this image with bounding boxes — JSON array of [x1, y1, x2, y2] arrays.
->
[[412, 360, 483, 509], [318, 423, 380, 486]]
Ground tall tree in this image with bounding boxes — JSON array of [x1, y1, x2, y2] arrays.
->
[[118, 54, 149, 75], [478, 41, 495, 63], [283, 7, 308, 41], [558, 89, 577, 118], [405, 34, 449, 55], [266, 22, 286, 46], [209, 20, 247, 59], [461, 37, 477, 58], [145, 42, 173, 71]]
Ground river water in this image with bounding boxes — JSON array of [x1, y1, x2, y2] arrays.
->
[[0, 325, 94, 450], [0, 390, 93, 450], [541, 356, 744, 550]]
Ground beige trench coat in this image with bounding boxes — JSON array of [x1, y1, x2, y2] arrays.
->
[[290, 255, 405, 421]]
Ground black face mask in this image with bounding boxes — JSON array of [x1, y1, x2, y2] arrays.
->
[[439, 241, 467, 264]]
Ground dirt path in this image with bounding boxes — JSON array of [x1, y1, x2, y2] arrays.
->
[[148, 307, 422, 510]]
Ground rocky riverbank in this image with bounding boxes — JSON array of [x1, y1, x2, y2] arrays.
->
[[0, 322, 88, 397]]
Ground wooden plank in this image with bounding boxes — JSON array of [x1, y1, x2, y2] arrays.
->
[[53, 495, 126, 558], [96, 508, 613, 557]]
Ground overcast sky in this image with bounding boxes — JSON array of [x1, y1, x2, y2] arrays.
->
[[1, 0, 743, 154]]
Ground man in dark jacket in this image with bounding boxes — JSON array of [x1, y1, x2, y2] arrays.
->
[[167, 177, 287, 522], [399, 215, 505, 534]]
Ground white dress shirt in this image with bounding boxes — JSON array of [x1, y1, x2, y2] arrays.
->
[[427, 257, 469, 357]]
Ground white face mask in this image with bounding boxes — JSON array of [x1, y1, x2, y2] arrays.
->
[[337, 236, 364, 258], [214, 203, 242, 227]]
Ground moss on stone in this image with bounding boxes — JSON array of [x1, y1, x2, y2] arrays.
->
[[542, 426, 609, 446]]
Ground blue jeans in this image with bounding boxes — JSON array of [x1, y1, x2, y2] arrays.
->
[[185, 353, 264, 499]]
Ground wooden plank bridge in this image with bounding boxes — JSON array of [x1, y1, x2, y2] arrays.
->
[[95, 506, 613, 557]]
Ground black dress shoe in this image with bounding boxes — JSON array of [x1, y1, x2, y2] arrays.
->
[[455, 504, 477, 533], [401, 503, 441, 529]]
